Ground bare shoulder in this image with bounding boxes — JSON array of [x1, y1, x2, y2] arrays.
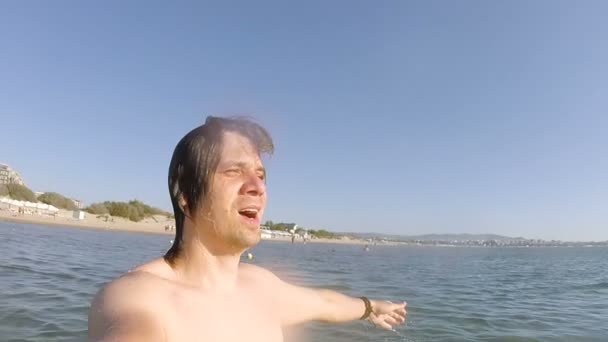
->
[[90, 269, 164, 309], [239, 262, 282, 284], [88, 263, 172, 341], [237, 262, 299, 294]]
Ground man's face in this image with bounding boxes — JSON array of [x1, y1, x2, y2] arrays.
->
[[197, 131, 267, 251]]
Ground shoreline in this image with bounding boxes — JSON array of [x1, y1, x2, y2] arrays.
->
[[0, 212, 374, 245], [3, 214, 600, 248], [0, 214, 174, 236]]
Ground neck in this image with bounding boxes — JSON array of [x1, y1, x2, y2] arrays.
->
[[170, 223, 243, 291]]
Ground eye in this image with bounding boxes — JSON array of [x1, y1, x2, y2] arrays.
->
[[225, 168, 241, 176]]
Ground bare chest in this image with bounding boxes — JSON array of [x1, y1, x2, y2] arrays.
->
[[164, 289, 283, 342]]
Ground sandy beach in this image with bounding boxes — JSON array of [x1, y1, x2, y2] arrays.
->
[[0, 207, 381, 245], [0, 207, 175, 235]]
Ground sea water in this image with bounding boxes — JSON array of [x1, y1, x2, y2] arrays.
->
[[1, 222, 607, 341]]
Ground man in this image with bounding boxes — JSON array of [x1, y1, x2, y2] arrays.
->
[[88, 116, 407, 341]]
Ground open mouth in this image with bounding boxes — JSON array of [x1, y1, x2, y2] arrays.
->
[[238, 208, 259, 222]]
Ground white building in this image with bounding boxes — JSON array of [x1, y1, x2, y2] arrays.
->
[[260, 229, 273, 239], [0, 163, 25, 186], [73, 210, 86, 220]]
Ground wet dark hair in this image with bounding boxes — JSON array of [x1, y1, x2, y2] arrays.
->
[[163, 116, 274, 265]]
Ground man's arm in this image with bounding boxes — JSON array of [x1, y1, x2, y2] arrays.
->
[[88, 275, 166, 341], [253, 265, 407, 329]]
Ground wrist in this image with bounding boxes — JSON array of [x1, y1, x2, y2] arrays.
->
[[358, 296, 373, 320]]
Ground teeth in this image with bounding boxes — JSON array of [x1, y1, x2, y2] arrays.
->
[[241, 209, 258, 214]]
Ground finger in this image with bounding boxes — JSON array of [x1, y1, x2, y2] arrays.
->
[[389, 311, 405, 323], [383, 315, 399, 326], [369, 314, 390, 327], [371, 317, 393, 330], [394, 301, 407, 309], [389, 307, 406, 318], [395, 307, 407, 316], [376, 320, 394, 331], [389, 302, 406, 313]]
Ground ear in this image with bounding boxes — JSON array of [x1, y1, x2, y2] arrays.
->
[[178, 195, 188, 214]]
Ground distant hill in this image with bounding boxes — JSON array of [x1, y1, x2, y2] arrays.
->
[[343, 232, 523, 241]]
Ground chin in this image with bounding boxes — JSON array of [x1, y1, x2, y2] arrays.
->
[[243, 233, 261, 247], [232, 230, 261, 249]]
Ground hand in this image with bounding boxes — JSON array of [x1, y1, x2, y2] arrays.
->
[[368, 300, 407, 330]]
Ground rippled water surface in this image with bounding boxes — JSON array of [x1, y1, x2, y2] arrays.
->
[[1, 222, 607, 341]]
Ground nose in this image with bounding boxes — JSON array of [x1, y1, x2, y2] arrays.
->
[[240, 170, 266, 196]]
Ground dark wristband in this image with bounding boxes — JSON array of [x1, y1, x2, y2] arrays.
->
[[359, 296, 372, 320]]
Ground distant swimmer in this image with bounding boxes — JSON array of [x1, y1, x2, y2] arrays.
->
[[88, 116, 407, 342], [364, 244, 370, 252]]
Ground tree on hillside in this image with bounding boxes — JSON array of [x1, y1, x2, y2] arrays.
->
[[103, 201, 131, 219], [85, 203, 109, 215], [38, 192, 77, 210], [127, 205, 143, 222], [267, 223, 287, 231], [5, 184, 37, 202], [308, 229, 337, 239], [84, 199, 171, 222], [128, 199, 167, 217]]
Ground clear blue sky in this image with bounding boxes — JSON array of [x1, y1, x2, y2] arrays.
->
[[1, 1, 607, 241]]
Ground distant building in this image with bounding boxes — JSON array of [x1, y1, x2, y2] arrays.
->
[[260, 229, 273, 239], [73, 210, 86, 220], [260, 228, 292, 240], [71, 198, 83, 209], [0, 163, 25, 186], [283, 223, 298, 233]]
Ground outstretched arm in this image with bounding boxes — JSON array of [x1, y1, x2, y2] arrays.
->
[[257, 267, 407, 329]]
